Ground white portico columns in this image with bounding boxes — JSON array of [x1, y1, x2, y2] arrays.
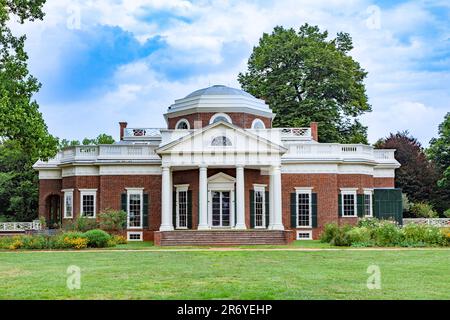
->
[[235, 165, 246, 229], [268, 167, 275, 230], [198, 165, 209, 230], [270, 165, 284, 230], [160, 165, 174, 231]]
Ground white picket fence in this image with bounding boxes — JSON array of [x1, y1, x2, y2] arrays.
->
[[0, 220, 42, 232], [403, 218, 450, 228]]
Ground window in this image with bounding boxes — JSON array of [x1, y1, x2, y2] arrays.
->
[[175, 119, 190, 130], [127, 188, 143, 228], [251, 118, 266, 129], [80, 189, 97, 218], [364, 190, 373, 217], [127, 231, 143, 241], [176, 185, 189, 229], [296, 231, 312, 240], [341, 189, 357, 217], [254, 185, 266, 228], [210, 113, 232, 124], [295, 188, 312, 227], [211, 136, 232, 146], [62, 189, 73, 218]]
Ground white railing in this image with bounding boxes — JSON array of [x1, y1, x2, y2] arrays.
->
[[0, 220, 41, 232], [57, 145, 158, 162], [124, 128, 162, 138], [280, 128, 312, 139], [374, 149, 396, 160], [403, 218, 450, 228]]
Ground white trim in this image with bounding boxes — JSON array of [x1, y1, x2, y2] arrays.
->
[[126, 188, 144, 229], [127, 231, 143, 242], [253, 185, 266, 228], [295, 188, 312, 228], [79, 189, 97, 218], [175, 118, 190, 130], [62, 190, 74, 219], [209, 112, 232, 124], [363, 189, 373, 217], [175, 184, 189, 229], [296, 230, 312, 240], [251, 118, 266, 129], [341, 190, 357, 217]]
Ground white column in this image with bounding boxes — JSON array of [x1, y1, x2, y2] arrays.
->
[[235, 165, 246, 229], [198, 165, 209, 230], [159, 166, 173, 231], [271, 165, 284, 230], [268, 168, 275, 230]]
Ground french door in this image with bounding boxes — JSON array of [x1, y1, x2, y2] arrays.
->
[[211, 191, 231, 227]]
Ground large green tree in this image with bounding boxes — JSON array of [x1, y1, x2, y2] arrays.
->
[[0, 0, 57, 160], [238, 24, 371, 143], [58, 134, 115, 150]]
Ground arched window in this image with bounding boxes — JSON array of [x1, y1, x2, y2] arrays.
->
[[210, 113, 232, 124], [251, 118, 266, 129], [175, 119, 190, 130], [211, 136, 232, 146]]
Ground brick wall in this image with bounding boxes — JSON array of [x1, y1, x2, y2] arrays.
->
[[374, 177, 395, 188], [38, 179, 62, 218], [167, 112, 272, 129]]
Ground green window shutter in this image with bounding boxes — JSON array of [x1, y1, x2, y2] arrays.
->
[[249, 190, 255, 229], [290, 193, 297, 228], [338, 193, 342, 217], [172, 191, 176, 229], [121, 193, 127, 212], [187, 190, 193, 229], [265, 191, 270, 228], [143, 193, 149, 228], [311, 193, 318, 228], [357, 194, 364, 217]]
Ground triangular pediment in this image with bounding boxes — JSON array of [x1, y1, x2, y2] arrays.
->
[[207, 172, 236, 183], [156, 121, 287, 155]]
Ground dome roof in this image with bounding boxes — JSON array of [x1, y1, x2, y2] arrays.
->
[[185, 85, 255, 99]]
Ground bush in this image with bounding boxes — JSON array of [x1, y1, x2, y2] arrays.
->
[[371, 220, 403, 246], [346, 227, 372, 245], [319, 223, 353, 246], [98, 209, 127, 231], [410, 202, 438, 218], [319, 223, 339, 243], [402, 224, 446, 246], [74, 217, 98, 232], [443, 209, 450, 218], [111, 234, 127, 245], [358, 217, 382, 228], [83, 229, 111, 248]]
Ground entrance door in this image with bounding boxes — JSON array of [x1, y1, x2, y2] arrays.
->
[[47, 195, 61, 228], [211, 191, 231, 227]]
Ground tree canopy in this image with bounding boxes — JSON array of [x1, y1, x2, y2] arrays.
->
[[58, 134, 115, 150], [238, 24, 371, 143], [428, 113, 450, 189]]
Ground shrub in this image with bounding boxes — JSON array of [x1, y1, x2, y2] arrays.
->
[[358, 217, 382, 229], [402, 224, 446, 246], [83, 229, 111, 248], [319, 223, 339, 243], [74, 217, 98, 232], [346, 227, 372, 245], [111, 234, 127, 245], [319, 223, 353, 246], [20, 235, 48, 249], [98, 209, 127, 231], [443, 209, 450, 218], [410, 202, 438, 218], [371, 220, 403, 246]]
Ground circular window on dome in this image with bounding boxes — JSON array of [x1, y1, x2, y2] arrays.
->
[[175, 119, 190, 130], [251, 118, 266, 129], [210, 113, 232, 124]]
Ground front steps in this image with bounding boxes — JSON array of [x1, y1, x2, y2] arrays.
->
[[154, 230, 294, 246]]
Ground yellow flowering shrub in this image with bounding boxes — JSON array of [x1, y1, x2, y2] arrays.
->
[[9, 239, 23, 250], [63, 236, 88, 249]]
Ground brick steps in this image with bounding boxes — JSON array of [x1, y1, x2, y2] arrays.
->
[[157, 230, 292, 246]]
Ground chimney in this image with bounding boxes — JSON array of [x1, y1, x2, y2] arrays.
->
[[119, 122, 128, 141], [310, 122, 318, 141]]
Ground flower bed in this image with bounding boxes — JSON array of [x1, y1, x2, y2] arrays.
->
[[320, 218, 450, 247]]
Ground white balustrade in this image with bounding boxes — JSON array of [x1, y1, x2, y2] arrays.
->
[[0, 220, 41, 232], [124, 128, 161, 138]]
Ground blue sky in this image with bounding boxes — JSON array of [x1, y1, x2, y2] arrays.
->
[[11, 0, 450, 145]]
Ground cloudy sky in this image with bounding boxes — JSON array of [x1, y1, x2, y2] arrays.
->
[[11, 0, 450, 145]]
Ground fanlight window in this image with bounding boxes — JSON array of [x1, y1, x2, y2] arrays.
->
[[211, 136, 232, 146], [210, 113, 232, 124], [213, 116, 229, 124], [176, 119, 190, 130]]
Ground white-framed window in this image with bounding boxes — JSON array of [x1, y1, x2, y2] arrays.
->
[[79, 189, 97, 218], [341, 188, 357, 217], [175, 119, 190, 130], [296, 230, 312, 240], [364, 189, 373, 217], [253, 184, 266, 228], [127, 231, 143, 242], [126, 188, 143, 229], [62, 189, 73, 218], [295, 187, 313, 227], [210, 113, 232, 124], [251, 118, 266, 129], [175, 184, 189, 229], [211, 136, 232, 146]]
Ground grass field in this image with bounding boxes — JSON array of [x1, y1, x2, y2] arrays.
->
[[0, 242, 449, 299]]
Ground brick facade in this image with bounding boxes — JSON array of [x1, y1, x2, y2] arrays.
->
[[167, 112, 272, 129]]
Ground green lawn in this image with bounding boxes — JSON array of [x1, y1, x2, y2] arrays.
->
[[0, 246, 449, 299]]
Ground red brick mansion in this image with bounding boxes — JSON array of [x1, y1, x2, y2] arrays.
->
[[34, 85, 402, 245]]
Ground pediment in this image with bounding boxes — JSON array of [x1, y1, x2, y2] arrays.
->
[[207, 172, 236, 183]]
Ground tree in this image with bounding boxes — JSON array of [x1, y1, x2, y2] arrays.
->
[[58, 134, 115, 150], [238, 24, 371, 143], [0, 0, 58, 160], [427, 113, 450, 213], [375, 131, 438, 205]]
